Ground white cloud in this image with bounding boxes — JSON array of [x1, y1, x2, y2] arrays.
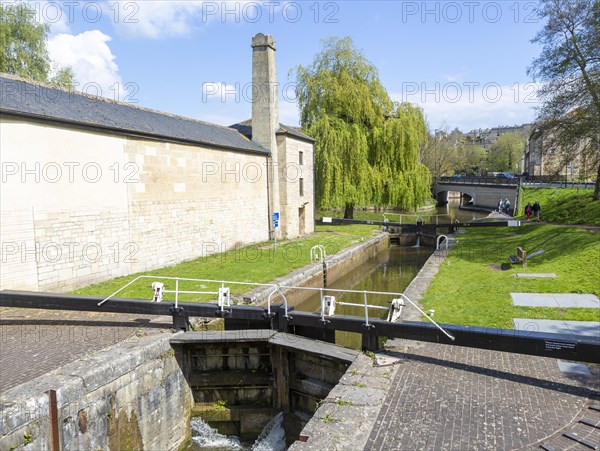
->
[[47, 30, 122, 100], [392, 82, 541, 132], [109, 1, 206, 39], [108, 1, 284, 39]]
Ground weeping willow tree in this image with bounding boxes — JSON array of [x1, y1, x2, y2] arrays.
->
[[295, 37, 431, 217]]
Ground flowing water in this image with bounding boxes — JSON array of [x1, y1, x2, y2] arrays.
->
[[189, 413, 286, 451]]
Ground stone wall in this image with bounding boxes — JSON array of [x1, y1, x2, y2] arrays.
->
[[123, 139, 270, 273], [0, 118, 271, 292], [277, 136, 315, 239], [0, 333, 192, 451]]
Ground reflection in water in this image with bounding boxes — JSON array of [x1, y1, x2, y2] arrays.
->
[[302, 201, 488, 348], [288, 246, 433, 349], [435, 202, 488, 223]]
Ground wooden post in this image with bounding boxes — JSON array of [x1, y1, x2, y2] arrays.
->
[[272, 347, 290, 413]]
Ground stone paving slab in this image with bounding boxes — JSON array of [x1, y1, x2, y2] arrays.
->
[[558, 361, 591, 375], [514, 273, 557, 278], [0, 308, 172, 393], [513, 318, 600, 338], [511, 293, 600, 308]]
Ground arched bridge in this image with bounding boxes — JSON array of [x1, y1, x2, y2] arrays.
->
[[434, 176, 519, 209]]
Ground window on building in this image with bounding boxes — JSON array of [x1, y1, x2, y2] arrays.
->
[[299, 178, 304, 197], [299, 151, 304, 165]]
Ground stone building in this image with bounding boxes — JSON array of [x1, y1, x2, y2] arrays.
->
[[524, 127, 589, 179], [468, 124, 532, 153], [0, 33, 315, 292]]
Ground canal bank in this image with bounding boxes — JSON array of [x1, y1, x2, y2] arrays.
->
[[288, 229, 599, 451], [237, 231, 389, 308], [287, 232, 457, 450], [0, 230, 393, 450]]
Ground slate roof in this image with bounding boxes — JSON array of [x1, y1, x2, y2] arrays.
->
[[0, 74, 268, 155], [230, 119, 315, 143]]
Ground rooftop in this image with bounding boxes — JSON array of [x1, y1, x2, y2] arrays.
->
[[0, 74, 268, 155], [231, 119, 315, 143]]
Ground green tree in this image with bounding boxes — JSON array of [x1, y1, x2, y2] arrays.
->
[[1, 2, 74, 88], [528, 0, 600, 199], [453, 144, 486, 175], [488, 133, 525, 172], [420, 130, 457, 179], [295, 37, 431, 217]]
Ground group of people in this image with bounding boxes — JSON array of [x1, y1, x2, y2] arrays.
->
[[497, 198, 541, 221], [525, 201, 541, 222], [497, 198, 512, 214]]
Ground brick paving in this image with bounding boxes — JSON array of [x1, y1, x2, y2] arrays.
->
[[1, 310, 599, 450], [365, 339, 599, 450], [0, 307, 173, 393]]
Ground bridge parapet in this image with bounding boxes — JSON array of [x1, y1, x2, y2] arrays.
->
[[434, 178, 518, 210]]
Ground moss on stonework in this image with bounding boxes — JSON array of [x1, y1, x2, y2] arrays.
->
[[107, 408, 144, 451]]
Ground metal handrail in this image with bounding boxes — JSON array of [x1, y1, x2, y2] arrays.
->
[[277, 284, 455, 341], [310, 245, 327, 263], [99, 275, 455, 341]]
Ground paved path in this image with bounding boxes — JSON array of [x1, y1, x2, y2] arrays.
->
[[0, 307, 172, 393], [365, 339, 599, 450]]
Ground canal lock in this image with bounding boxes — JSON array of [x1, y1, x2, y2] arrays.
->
[[170, 330, 357, 449]]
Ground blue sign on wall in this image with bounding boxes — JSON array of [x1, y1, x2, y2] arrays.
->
[[272, 212, 280, 221]]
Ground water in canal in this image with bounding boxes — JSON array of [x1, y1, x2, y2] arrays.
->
[[295, 203, 488, 348], [189, 203, 487, 449]]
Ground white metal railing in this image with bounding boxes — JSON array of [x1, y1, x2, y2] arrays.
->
[[281, 284, 454, 340], [99, 275, 290, 317], [310, 245, 327, 263], [99, 276, 455, 341], [437, 235, 449, 250]]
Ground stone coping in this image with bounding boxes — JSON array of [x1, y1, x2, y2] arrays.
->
[[513, 318, 600, 338], [511, 293, 600, 308], [237, 232, 388, 304]]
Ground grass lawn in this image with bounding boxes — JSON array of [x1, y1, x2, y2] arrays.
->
[[421, 224, 600, 328], [519, 187, 600, 225], [70, 223, 378, 301]]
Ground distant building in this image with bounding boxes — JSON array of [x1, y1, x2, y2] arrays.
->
[[468, 124, 532, 153], [0, 33, 315, 292], [524, 127, 590, 179]]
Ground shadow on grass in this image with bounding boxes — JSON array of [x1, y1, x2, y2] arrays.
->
[[450, 225, 599, 266]]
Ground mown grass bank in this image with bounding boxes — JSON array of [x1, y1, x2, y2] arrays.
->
[[71, 224, 378, 301], [519, 187, 600, 225], [421, 224, 600, 328]]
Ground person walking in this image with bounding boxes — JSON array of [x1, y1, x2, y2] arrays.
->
[[504, 198, 511, 215], [525, 202, 533, 221], [532, 201, 541, 222], [498, 198, 504, 213]]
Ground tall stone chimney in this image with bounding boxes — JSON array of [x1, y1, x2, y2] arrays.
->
[[251, 33, 280, 238]]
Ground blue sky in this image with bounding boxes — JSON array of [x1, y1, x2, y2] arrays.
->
[[28, 0, 546, 132]]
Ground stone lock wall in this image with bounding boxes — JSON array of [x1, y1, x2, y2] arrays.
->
[[0, 333, 192, 451]]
